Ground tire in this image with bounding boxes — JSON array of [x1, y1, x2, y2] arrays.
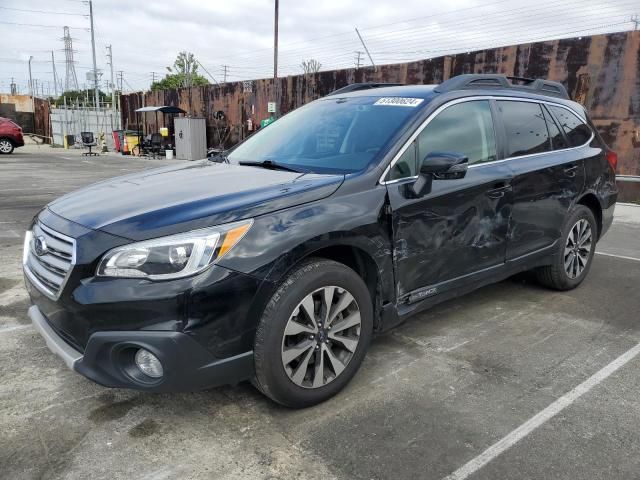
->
[[536, 205, 597, 291], [253, 258, 373, 408], [0, 138, 14, 154]]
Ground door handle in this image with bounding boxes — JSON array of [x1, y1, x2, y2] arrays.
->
[[564, 164, 578, 177], [486, 183, 511, 199]]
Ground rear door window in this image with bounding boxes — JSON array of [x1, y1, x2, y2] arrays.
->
[[547, 105, 592, 147], [497, 101, 550, 157]]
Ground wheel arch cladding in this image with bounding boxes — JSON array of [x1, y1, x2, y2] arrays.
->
[[267, 242, 390, 330], [577, 193, 602, 239]]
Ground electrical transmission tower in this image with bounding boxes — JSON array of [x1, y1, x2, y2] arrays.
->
[[355, 51, 363, 69], [116, 71, 124, 92], [62, 26, 79, 91]]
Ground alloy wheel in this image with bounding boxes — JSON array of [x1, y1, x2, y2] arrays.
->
[[281, 286, 361, 389], [564, 218, 592, 279], [0, 140, 12, 153]]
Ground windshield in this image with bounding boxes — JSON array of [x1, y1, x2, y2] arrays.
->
[[227, 96, 422, 174]]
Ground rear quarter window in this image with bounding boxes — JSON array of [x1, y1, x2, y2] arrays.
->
[[542, 105, 568, 150], [548, 105, 592, 147]]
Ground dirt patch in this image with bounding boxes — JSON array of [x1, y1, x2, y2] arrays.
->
[[88, 396, 141, 423], [128, 418, 159, 438]]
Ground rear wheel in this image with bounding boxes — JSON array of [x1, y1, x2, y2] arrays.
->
[[536, 205, 597, 290], [0, 138, 14, 154], [253, 259, 373, 408]]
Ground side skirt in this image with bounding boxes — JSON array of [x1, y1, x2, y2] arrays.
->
[[378, 242, 557, 332]]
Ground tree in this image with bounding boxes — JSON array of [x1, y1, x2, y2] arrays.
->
[[151, 51, 210, 90], [53, 89, 110, 107], [301, 59, 322, 74]]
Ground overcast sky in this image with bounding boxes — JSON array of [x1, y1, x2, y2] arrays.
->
[[1, 0, 636, 95]]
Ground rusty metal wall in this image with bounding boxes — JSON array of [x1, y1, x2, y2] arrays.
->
[[121, 31, 640, 176], [0, 94, 51, 141]]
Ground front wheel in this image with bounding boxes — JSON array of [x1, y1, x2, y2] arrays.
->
[[253, 259, 373, 408], [0, 138, 14, 154], [536, 205, 597, 290]]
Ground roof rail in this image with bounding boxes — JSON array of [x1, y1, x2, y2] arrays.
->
[[434, 74, 570, 100], [328, 82, 404, 96]]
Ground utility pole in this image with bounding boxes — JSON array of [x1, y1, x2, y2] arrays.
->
[[28, 56, 34, 99], [632, 14, 639, 31], [106, 45, 116, 130], [355, 28, 376, 71], [51, 51, 59, 97], [222, 65, 228, 83], [355, 51, 363, 69], [274, 0, 279, 79], [273, 0, 279, 119], [88, 1, 100, 123]]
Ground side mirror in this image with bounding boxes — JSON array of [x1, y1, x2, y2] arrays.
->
[[420, 151, 469, 178], [407, 152, 469, 198]]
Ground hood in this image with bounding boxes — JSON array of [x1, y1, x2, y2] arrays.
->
[[48, 161, 344, 240]]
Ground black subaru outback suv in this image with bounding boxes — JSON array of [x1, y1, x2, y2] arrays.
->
[[24, 74, 617, 407]]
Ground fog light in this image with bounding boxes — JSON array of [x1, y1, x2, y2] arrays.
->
[[134, 349, 163, 378]]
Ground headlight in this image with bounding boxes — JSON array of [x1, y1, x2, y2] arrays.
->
[[96, 219, 252, 280]]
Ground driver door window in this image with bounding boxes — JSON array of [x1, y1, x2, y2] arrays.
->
[[386, 100, 497, 181], [417, 100, 497, 167]]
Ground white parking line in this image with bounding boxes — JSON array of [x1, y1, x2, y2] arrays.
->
[[0, 285, 28, 307], [443, 341, 640, 480], [596, 251, 640, 262], [0, 229, 20, 238], [0, 324, 31, 334]]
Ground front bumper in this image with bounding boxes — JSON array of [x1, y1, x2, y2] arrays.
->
[[28, 305, 255, 392]]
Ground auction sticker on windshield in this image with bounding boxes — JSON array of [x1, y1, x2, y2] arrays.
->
[[374, 97, 424, 107]]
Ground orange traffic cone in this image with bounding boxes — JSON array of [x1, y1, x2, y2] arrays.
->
[[122, 136, 129, 155]]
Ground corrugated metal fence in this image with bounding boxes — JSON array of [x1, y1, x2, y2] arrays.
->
[[121, 31, 640, 178]]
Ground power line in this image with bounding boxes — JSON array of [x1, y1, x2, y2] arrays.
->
[[220, 19, 633, 81], [211, 4, 635, 73], [0, 21, 88, 30], [196, 0, 630, 66], [0, 7, 87, 16]]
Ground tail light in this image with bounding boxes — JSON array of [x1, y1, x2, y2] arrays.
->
[[606, 151, 617, 172]]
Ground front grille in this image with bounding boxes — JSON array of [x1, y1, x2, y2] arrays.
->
[[24, 222, 76, 299]]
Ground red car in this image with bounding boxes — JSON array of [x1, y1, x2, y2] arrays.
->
[[0, 117, 25, 154]]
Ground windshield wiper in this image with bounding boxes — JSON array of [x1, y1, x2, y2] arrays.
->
[[238, 159, 303, 173]]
